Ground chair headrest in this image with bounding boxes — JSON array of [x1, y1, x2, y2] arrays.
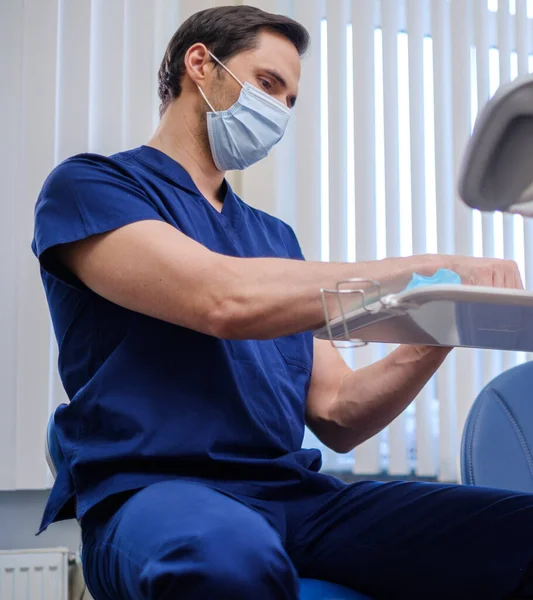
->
[[459, 73, 533, 215]]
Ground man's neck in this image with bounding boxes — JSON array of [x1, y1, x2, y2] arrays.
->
[[146, 99, 226, 211]]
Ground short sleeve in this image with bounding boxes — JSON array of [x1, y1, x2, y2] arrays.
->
[[32, 154, 165, 284]]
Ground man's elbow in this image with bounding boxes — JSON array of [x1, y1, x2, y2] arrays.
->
[[206, 294, 256, 340], [326, 438, 357, 455], [202, 257, 251, 339], [207, 299, 237, 339], [307, 415, 359, 455]]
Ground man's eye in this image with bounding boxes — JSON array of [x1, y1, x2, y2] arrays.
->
[[259, 79, 272, 91]]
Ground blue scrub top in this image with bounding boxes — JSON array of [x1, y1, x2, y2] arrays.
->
[[32, 146, 322, 533]]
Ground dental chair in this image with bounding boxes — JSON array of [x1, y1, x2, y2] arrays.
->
[[461, 361, 533, 491], [459, 73, 533, 492], [45, 406, 371, 600]]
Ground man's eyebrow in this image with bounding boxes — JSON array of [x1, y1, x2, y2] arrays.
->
[[263, 68, 287, 88]]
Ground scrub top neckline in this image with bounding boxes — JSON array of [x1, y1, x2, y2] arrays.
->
[[137, 145, 242, 228]]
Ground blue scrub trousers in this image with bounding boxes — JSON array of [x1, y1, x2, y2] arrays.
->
[[80, 479, 533, 600]]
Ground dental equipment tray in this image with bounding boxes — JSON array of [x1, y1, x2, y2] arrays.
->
[[314, 282, 533, 351]]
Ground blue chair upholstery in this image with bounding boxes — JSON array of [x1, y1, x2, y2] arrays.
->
[[45, 407, 66, 479], [45, 406, 372, 600], [461, 361, 533, 492]]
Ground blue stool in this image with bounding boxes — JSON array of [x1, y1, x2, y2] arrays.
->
[[45, 406, 373, 600], [461, 361, 533, 492]]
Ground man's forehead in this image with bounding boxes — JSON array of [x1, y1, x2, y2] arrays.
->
[[251, 32, 301, 75], [250, 55, 300, 94]]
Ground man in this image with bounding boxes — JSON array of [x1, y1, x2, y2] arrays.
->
[[32, 5, 533, 600]]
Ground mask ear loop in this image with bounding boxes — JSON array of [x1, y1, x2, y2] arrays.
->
[[197, 49, 245, 113], [197, 85, 216, 113], [208, 50, 245, 89]]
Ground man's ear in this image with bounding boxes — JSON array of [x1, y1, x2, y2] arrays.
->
[[184, 43, 213, 87]]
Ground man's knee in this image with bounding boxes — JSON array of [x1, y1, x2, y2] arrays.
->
[[200, 523, 298, 598], [140, 516, 299, 600]]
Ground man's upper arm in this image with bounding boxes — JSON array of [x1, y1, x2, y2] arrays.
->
[[56, 220, 231, 336], [33, 156, 233, 337]]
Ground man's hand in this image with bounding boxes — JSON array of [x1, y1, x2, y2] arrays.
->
[[446, 256, 524, 289]]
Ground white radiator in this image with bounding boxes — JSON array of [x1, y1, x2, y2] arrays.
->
[[0, 548, 69, 600]]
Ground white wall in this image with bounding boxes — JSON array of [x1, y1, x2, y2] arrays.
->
[[0, 491, 80, 552]]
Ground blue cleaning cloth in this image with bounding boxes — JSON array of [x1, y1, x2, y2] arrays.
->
[[402, 268, 462, 292]]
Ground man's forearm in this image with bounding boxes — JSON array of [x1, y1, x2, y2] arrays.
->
[[218, 254, 450, 339], [319, 345, 452, 453]]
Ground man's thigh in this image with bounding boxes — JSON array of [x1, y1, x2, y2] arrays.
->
[[286, 480, 533, 600], [80, 480, 298, 600]]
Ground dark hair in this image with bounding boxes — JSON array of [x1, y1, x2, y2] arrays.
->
[[157, 5, 310, 116]]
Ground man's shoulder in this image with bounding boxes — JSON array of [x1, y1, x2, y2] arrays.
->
[[57, 146, 143, 170], [43, 148, 147, 191]]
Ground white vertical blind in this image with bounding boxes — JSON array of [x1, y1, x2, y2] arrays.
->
[[351, 0, 384, 476], [3, 0, 533, 490], [123, 1, 157, 149], [432, 0, 458, 482], [55, 1, 92, 163], [450, 0, 482, 467], [16, 0, 60, 490], [381, 0, 409, 476], [153, 1, 181, 130], [317, 0, 353, 470], [6, 0, 60, 491], [293, 0, 323, 261], [326, 0, 350, 263], [180, 0, 217, 21], [406, 0, 438, 477], [89, 0, 125, 155], [0, 0, 25, 490]]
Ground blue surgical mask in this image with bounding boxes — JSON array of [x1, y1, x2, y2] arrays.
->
[[197, 52, 291, 171]]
